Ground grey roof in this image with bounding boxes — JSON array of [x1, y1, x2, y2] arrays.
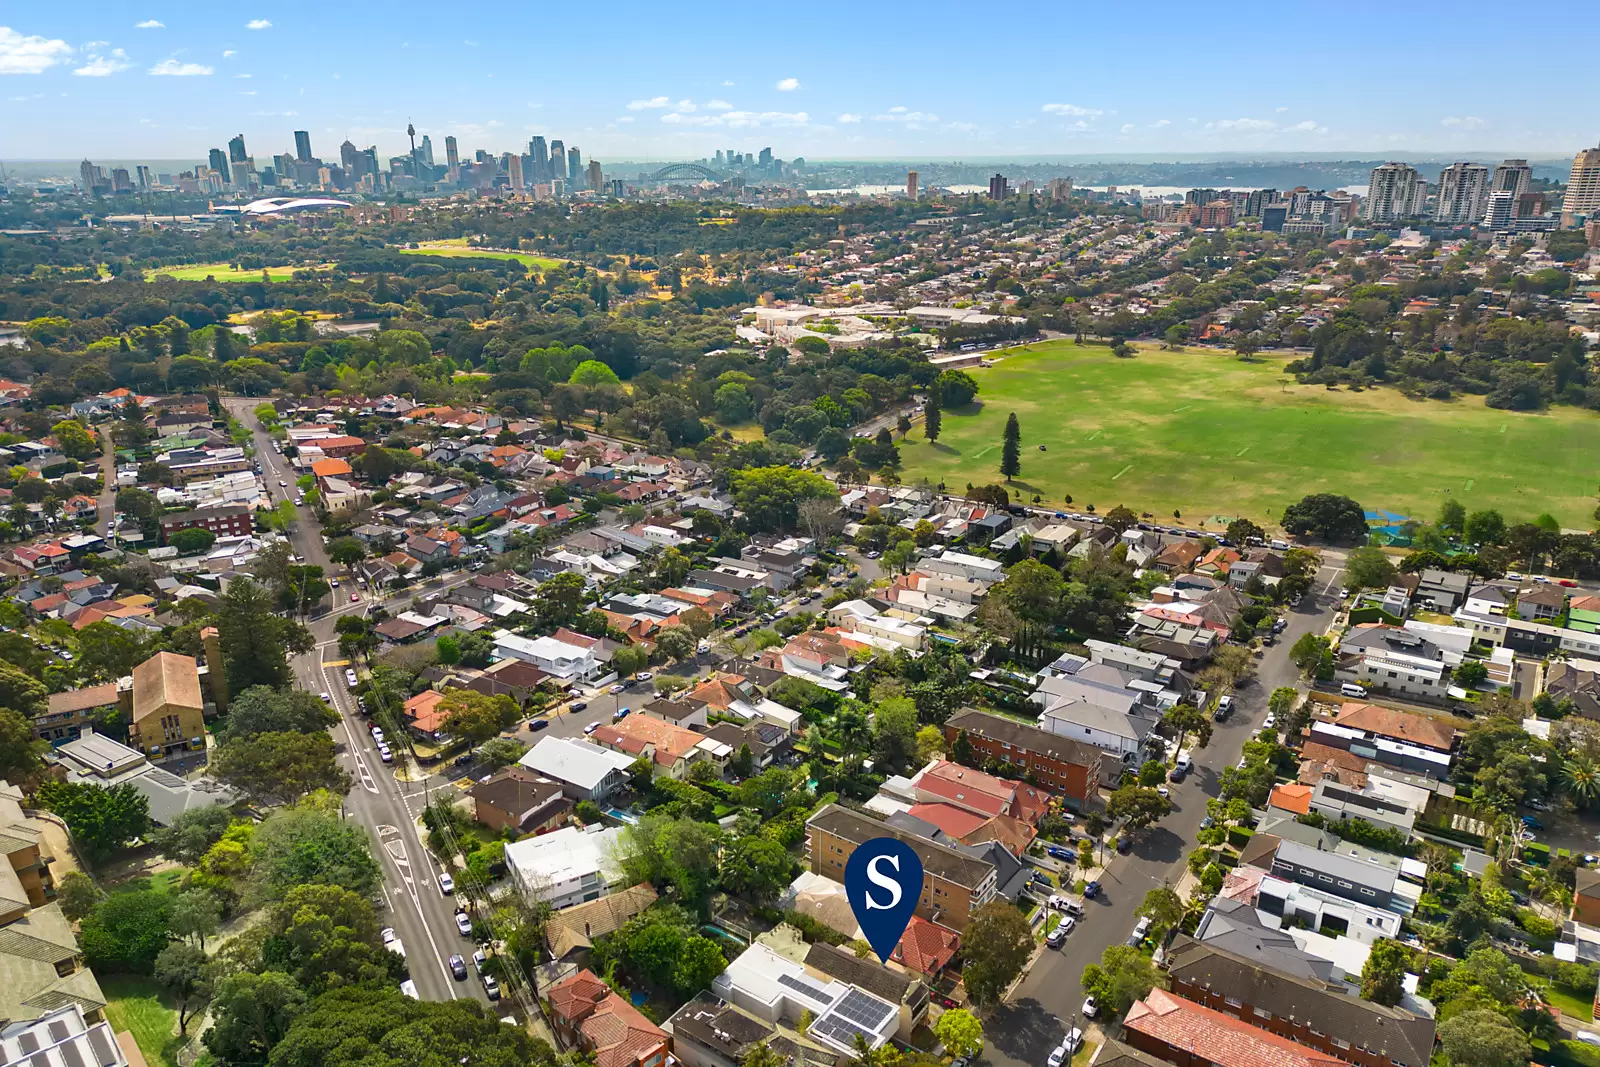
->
[[803, 942, 915, 1004], [1193, 899, 1336, 982], [944, 708, 1103, 770], [807, 804, 995, 892], [1165, 938, 1435, 1067]]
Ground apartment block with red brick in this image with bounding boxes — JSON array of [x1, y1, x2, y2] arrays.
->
[[942, 707, 1102, 809], [158, 505, 253, 541]]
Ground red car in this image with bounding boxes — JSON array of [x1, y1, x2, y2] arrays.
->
[[1560, 579, 1577, 587]]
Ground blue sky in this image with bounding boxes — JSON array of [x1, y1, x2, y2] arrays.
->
[[5, 1, 1597, 163]]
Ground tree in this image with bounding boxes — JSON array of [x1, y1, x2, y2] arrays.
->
[[249, 806, 381, 900], [1436, 1008, 1530, 1067], [923, 394, 942, 443], [730, 466, 840, 533], [438, 689, 519, 744], [549, 384, 585, 427], [1162, 704, 1212, 753], [569, 359, 622, 387], [1345, 546, 1396, 589], [999, 413, 1021, 482], [35, 780, 150, 863], [270, 985, 557, 1067], [1360, 938, 1411, 1006], [733, 767, 800, 818], [168, 527, 217, 555], [1465, 509, 1507, 546], [212, 731, 350, 806], [680, 606, 715, 639], [477, 737, 529, 769], [1106, 784, 1173, 832], [80, 888, 173, 973], [1103, 505, 1139, 535], [326, 538, 366, 567], [151, 806, 236, 866], [216, 577, 311, 693], [1226, 518, 1264, 545], [1280, 493, 1368, 543], [611, 644, 648, 678], [0, 661, 48, 717], [264, 883, 400, 994], [872, 696, 920, 768], [56, 870, 101, 922], [203, 970, 307, 1066], [743, 1044, 786, 1067], [934, 1009, 984, 1059], [170, 887, 222, 950], [935, 370, 979, 408], [674, 936, 729, 997], [1080, 945, 1158, 1016], [655, 625, 697, 662], [915, 724, 947, 763], [0, 708, 46, 783], [51, 419, 99, 460], [1136, 886, 1187, 939], [154, 942, 211, 1036], [1289, 633, 1331, 675], [961, 901, 1033, 1006], [219, 686, 338, 744], [1455, 660, 1489, 688]]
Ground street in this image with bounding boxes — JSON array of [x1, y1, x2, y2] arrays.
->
[[980, 566, 1342, 1067], [224, 399, 494, 1009]]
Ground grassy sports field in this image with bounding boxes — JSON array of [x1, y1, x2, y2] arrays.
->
[[896, 340, 1600, 529], [398, 246, 563, 270], [145, 263, 305, 282]]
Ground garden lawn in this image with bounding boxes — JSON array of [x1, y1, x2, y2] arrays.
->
[[145, 263, 304, 282], [101, 976, 182, 1067], [398, 247, 563, 271], [896, 340, 1600, 529]]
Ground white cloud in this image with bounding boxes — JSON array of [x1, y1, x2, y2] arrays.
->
[[706, 98, 732, 110], [74, 48, 130, 76], [662, 109, 808, 129], [245, 19, 271, 30], [1206, 117, 1275, 131], [0, 27, 73, 75], [676, 98, 697, 112], [135, 19, 163, 28], [238, 89, 255, 95], [148, 57, 212, 75], [837, 112, 861, 124], [774, 76, 799, 91], [1441, 115, 1485, 129], [222, 49, 235, 57], [616, 115, 634, 123], [1151, 119, 1171, 128], [1120, 123, 1136, 133], [873, 109, 938, 125], [85, 40, 108, 48], [1041, 102, 1102, 117], [626, 95, 669, 110], [1275, 106, 1288, 113], [947, 121, 977, 133], [1283, 119, 1326, 133]]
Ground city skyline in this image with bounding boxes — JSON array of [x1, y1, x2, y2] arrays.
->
[[5, 1, 1600, 160]]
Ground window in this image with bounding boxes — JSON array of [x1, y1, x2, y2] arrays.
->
[[1333, 1039, 1350, 1050], [1253, 1007, 1272, 1020], [1361, 888, 1377, 897], [1318, 874, 1333, 883], [1224, 996, 1242, 1009], [1338, 880, 1353, 889]]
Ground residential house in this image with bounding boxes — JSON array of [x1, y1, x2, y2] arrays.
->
[[128, 651, 204, 758], [1332, 703, 1455, 754], [825, 600, 926, 650], [505, 824, 628, 910], [711, 943, 900, 1057], [493, 630, 600, 683], [1162, 938, 1436, 1067], [1238, 827, 1412, 914], [1033, 674, 1163, 781], [518, 737, 637, 802], [545, 884, 659, 963], [1545, 661, 1600, 720], [1334, 626, 1450, 698], [802, 940, 929, 1041], [1122, 990, 1353, 1067], [548, 969, 670, 1067], [805, 804, 997, 932], [35, 683, 123, 744], [1515, 583, 1566, 622], [590, 715, 732, 779], [665, 993, 835, 1067], [468, 767, 571, 835], [0, 1003, 128, 1067], [1414, 569, 1471, 612], [941, 708, 1102, 809]]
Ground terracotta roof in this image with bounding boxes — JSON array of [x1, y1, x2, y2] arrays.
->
[[545, 884, 658, 957], [915, 759, 1052, 823], [47, 683, 121, 716], [1267, 783, 1313, 815], [593, 714, 706, 767], [1296, 742, 1369, 788], [131, 651, 201, 723], [892, 915, 960, 974], [1124, 989, 1348, 1067], [310, 457, 353, 478], [1333, 702, 1454, 751], [405, 689, 449, 732], [549, 969, 669, 1067]]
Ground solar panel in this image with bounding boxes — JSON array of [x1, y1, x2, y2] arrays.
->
[[86, 1027, 118, 1067], [17, 1033, 38, 1054], [48, 1021, 70, 1043], [60, 1037, 87, 1067], [810, 1014, 872, 1048], [777, 972, 831, 1003], [834, 989, 895, 1028]]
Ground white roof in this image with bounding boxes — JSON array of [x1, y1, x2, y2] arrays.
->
[[504, 824, 626, 887], [519, 736, 634, 790]]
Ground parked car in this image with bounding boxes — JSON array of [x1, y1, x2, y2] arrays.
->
[[1130, 917, 1151, 945], [1046, 845, 1074, 861], [529, 717, 550, 732], [378, 745, 393, 763], [636, 672, 654, 682], [583, 722, 599, 735], [1082, 995, 1099, 1018], [438, 872, 454, 894], [481, 973, 500, 1000], [1522, 815, 1544, 830], [608, 684, 627, 695], [455, 912, 473, 936], [1047, 924, 1069, 949], [1083, 880, 1102, 899], [613, 707, 630, 721], [569, 700, 588, 712], [448, 954, 468, 980]]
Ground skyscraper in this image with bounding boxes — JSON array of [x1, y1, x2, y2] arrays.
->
[[1483, 190, 1516, 230], [294, 130, 313, 163], [208, 148, 232, 185], [906, 170, 918, 200], [340, 140, 361, 174], [1434, 162, 1490, 225], [988, 173, 1008, 200], [228, 134, 248, 163], [568, 146, 581, 184], [136, 165, 152, 189], [1564, 145, 1600, 216], [1049, 177, 1073, 203], [1491, 159, 1532, 201], [758, 147, 773, 170], [507, 154, 525, 191], [420, 135, 434, 167], [548, 140, 565, 184], [1363, 163, 1425, 222], [587, 159, 603, 192], [529, 136, 549, 183], [446, 136, 460, 184]]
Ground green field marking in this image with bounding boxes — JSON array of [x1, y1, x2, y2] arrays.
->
[[1172, 404, 1193, 413], [895, 340, 1600, 526], [399, 247, 563, 270]]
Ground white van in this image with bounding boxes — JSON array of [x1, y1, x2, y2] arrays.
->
[[1270, 538, 1290, 550], [1340, 682, 1368, 698]]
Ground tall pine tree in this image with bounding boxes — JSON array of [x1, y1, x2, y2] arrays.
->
[[924, 394, 942, 443], [1000, 412, 1021, 482]]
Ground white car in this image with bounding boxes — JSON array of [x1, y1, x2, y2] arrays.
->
[[1156, 784, 1170, 798], [438, 872, 454, 894], [1081, 995, 1099, 1018], [330, 578, 340, 588], [370, 727, 385, 744], [584, 722, 599, 735], [609, 684, 627, 695], [381, 926, 396, 945], [697, 641, 711, 655], [455, 912, 473, 936], [378, 745, 393, 763]]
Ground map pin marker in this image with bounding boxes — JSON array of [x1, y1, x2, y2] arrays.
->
[[845, 837, 924, 964]]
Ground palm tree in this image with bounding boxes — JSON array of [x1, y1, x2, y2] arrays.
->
[[1562, 754, 1600, 809]]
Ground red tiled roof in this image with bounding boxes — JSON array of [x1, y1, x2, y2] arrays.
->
[[1333, 702, 1454, 751], [892, 915, 960, 974], [915, 759, 1053, 823], [549, 969, 668, 1067], [1267, 783, 1313, 815], [1124, 989, 1348, 1067]]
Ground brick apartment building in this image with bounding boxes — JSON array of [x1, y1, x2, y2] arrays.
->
[[158, 505, 253, 542], [805, 803, 997, 932], [943, 707, 1103, 809]]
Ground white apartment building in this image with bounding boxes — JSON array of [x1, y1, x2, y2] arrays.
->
[[1363, 163, 1426, 223], [505, 824, 627, 910], [1434, 162, 1490, 225], [492, 630, 599, 681]]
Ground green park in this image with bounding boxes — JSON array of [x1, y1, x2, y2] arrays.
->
[[144, 263, 307, 282], [398, 246, 563, 270], [897, 340, 1600, 529]]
